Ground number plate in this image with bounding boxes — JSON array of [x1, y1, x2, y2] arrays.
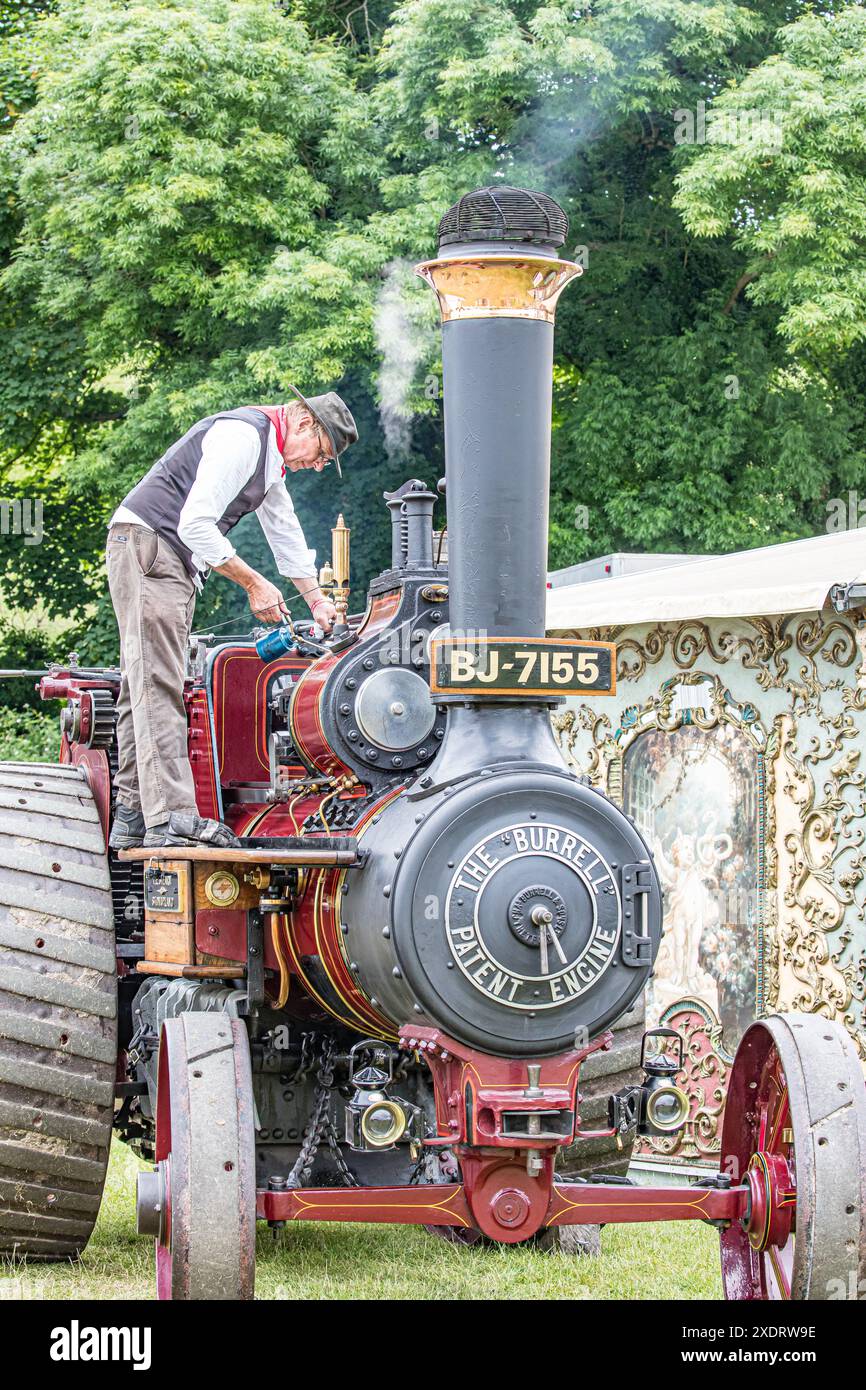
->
[[144, 867, 180, 912], [430, 638, 616, 697]]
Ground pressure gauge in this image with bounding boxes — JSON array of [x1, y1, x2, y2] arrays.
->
[[204, 871, 240, 907]]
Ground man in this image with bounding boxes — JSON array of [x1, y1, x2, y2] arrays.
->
[[105, 385, 358, 850]]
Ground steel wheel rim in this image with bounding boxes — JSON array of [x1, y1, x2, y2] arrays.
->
[[151, 1013, 256, 1300], [720, 1015, 866, 1301]]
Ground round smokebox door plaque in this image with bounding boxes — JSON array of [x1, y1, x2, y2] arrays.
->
[[444, 824, 620, 1012], [355, 668, 437, 751], [380, 770, 662, 1056]]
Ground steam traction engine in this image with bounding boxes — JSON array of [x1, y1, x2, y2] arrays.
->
[[2, 188, 864, 1301]]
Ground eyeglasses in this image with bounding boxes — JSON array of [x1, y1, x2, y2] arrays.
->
[[300, 415, 333, 468], [315, 427, 335, 469]]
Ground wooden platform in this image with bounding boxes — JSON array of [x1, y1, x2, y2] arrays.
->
[[119, 835, 362, 867]]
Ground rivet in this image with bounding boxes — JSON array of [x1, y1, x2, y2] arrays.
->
[[383, 885, 391, 898], [363, 658, 374, 670], [350, 961, 358, 971], [346, 678, 357, 690], [382, 927, 391, 938], [392, 966, 402, 978], [413, 1004, 423, 1014], [339, 703, 350, 715]]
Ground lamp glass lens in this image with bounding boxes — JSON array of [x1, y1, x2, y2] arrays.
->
[[647, 1087, 687, 1130], [362, 1103, 404, 1146]]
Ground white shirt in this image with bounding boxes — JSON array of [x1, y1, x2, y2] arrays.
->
[[111, 418, 318, 588]]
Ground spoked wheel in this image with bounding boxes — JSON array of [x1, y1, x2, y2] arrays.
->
[[136, 1013, 256, 1300], [720, 1014, 866, 1300]]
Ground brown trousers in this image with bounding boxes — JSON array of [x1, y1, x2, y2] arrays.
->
[[106, 523, 199, 828]]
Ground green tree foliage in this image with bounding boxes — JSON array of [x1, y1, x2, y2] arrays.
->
[[0, 0, 53, 129], [0, 705, 59, 759], [674, 4, 866, 359]]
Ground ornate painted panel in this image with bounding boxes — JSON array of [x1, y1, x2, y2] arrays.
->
[[549, 611, 866, 1165]]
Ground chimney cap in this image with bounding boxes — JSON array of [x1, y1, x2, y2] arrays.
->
[[438, 185, 568, 251]]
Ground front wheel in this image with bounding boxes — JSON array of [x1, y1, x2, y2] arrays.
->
[[136, 1012, 256, 1300], [719, 1014, 866, 1300]]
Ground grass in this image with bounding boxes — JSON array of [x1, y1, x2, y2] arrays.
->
[[2, 1140, 723, 1301]]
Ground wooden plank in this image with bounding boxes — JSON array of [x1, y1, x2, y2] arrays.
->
[[136, 961, 245, 979], [120, 843, 360, 866]]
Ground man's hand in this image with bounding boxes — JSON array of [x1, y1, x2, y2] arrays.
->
[[291, 579, 337, 635], [311, 597, 337, 634], [246, 576, 289, 625]]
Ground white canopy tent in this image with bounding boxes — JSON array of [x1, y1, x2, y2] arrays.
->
[[546, 526, 866, 628]]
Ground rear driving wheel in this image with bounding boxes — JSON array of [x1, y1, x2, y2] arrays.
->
[[720, 1014, 866, 1300], [137, 1012, 256, 1300], [0, 761, 115, 1260]]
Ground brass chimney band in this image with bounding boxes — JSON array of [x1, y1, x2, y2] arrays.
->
[[414, 254, 582, 323]]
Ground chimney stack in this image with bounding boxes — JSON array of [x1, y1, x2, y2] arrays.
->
[[415, 187, 580, 643]]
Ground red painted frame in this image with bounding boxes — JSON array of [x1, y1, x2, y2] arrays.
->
[[254, 1025, 749, 1244], [256, 1180, 746, 1230]]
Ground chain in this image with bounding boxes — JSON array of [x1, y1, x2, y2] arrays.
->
[[325, 1115, 359, 1187], [282, 1030, 316, 1083], [408, 1149, 430, 1185], [285, 1035, 357, 1190]]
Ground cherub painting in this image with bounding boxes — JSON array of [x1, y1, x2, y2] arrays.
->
[[623, 723, 759, 1055]]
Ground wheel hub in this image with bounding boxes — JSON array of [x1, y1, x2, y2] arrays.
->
[[136, 1160, 169, 1244], [742, 1151, 795, 1253]]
